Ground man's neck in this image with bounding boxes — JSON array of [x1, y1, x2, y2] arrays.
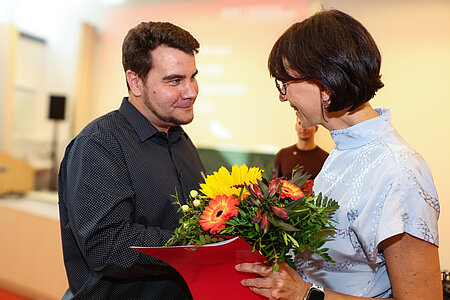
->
[[296, 139, 317, 151], [128, 96, 171, 133]]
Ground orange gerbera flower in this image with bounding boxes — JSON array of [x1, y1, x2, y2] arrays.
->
[[199, 195, 239, 234], [271, 179, 304, 200]]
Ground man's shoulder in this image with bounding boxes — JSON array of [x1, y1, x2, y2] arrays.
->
[[276, 144, 297, 154], [314, 146, 329, 156], [66, 110, 135, 155], [78, 110, 128, 139], [63, 110, 135, 164]]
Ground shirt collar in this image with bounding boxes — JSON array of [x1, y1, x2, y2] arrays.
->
[[118, 97, 185, 144], [330, 108, 391, 150]]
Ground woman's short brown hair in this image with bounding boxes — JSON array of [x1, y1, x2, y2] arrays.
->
[[268, 9, 384, 112]]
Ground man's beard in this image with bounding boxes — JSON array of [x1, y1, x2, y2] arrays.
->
[[143, 87, 193, 126]]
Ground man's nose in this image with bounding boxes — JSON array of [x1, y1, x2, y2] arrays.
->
[[182, 80, 198, 99]]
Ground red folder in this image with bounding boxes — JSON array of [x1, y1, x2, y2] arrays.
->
[[131, 237, 267, 300]]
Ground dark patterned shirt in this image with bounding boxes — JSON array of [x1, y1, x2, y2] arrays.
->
[[58, 98, 204, 299]]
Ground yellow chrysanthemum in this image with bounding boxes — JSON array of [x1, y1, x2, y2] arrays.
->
[[199, 164, 263, 199]]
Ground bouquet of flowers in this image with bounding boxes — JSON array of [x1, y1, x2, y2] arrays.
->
[[166, 164, 339, 270]]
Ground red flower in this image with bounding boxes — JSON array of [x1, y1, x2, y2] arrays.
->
[[269, 179, 304, 200], [253, 209, 262, 224], [272, 206, 289, 220], [248, 183, 264, 200], [260, 213, 269, 233], [268, 178, 282, 198], [302, 179, 314, 196], [199, 195, 239, 234]]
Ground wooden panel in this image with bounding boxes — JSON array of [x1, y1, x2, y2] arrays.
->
[[0, 152, 35, 194], [73, 23, 99, 136], [0, 24, 18, 152], [0, 204, 68, 300]]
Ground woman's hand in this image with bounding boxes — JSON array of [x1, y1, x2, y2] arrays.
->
[[235, 261, 310, 300]]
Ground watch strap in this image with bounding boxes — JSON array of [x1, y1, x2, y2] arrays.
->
[[303, 283, 325, 300]]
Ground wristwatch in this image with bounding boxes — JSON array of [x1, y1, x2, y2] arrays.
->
[[303, 283, 325, 300]]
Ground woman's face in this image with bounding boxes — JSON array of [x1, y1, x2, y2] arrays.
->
[[279, 60, 326, 128], [280, 79, 324, 129]]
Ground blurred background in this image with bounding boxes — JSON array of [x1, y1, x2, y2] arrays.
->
[[0, 0, 449, 299]]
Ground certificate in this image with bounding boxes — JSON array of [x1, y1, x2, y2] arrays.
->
[[131, 237, 266, 299]]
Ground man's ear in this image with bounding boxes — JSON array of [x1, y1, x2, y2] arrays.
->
[[126, 70, 142, 97]]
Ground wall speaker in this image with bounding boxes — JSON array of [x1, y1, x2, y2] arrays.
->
[[49, 95, 66, 120]]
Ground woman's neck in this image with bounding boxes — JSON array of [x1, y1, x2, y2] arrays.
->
[[323, 102, 379, 131]]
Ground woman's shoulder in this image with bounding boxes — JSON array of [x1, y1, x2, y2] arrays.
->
[[378, 129, 432, 179]]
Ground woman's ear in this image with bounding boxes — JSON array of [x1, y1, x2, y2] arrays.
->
[[320, 88, 332, 110], [321, 88, 331, 102], [126, 70, 142, 97]]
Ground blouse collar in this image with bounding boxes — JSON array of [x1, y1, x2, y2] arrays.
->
[[330, 108, 391, 150]]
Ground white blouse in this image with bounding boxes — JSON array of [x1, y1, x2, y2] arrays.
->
[[296, 108, 439, 298]]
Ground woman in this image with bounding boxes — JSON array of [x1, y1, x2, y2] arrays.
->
[[236, 9, 442, 300]]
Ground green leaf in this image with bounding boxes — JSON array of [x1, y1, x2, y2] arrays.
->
[[282, 232, 288, 245], [310, 229, 336, 239], [286, 233, 300, 247], [204, 235, 212, 243], [273, 218, 300, 232], [289, 208, 309, 220], [236, 186, 245, 199], [288, 166, 311, 187], [258, 179, 270, 197], [273, 263, 280, 273], [284, 197, 305, 210]]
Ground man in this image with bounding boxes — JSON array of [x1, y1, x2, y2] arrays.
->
[[58, 22, 204, 299], [274, 117, 328, 179]]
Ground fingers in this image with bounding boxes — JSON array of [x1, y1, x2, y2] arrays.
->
[[241, 276, 271, 289], [248, 286, 270, 298], [237, 261, 308, 300], [236, 262, 274, 296], [235, 262, 272, 276]]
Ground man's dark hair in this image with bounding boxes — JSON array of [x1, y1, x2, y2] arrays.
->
[[122, 21, 200, 89], [268, 9, 384, 112]]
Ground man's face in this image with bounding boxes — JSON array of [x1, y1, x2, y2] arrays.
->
[[295, 119, 318, 140], [141, 45, 198, 131]]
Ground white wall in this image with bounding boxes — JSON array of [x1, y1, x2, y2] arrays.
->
[[0, 0, 107, 168]]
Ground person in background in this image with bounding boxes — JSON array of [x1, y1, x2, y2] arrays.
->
[[58, 21, 204, 299], [236, 9, 442, 300], [274, 117, 328, 180]]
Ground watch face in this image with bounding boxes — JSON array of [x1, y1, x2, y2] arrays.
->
[[306, 288, 325, 300]]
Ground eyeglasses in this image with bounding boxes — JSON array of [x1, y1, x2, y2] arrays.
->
[[274, 78, 305, 96]]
